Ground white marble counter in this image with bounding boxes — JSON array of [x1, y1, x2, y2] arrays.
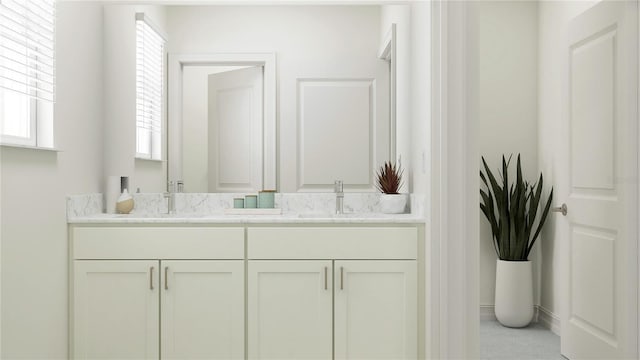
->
[[68, 212, 425, 224], [67, 192, 426, 224]]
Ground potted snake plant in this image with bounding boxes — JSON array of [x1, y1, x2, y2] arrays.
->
[[480, 154, 553, 327], [376, 160, 406, 213]]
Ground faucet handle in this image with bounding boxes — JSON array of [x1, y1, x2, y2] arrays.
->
[[176, 180, 184, 193], [334, 180, 343, 193]]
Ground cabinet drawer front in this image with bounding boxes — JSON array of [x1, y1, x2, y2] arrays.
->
[[248, 227, 417, 259], [73, 227, 244, 259]]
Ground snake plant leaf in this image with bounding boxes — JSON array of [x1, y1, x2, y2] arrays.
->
[[480, 201, 500, 256], [480, 154, 554, 261], [529, 177, 543, 231], [516, 155, 523, 189], [480, 170, 488, 188], [480, 184, 501, 257], [480, 190, 493, 218], [528, 187, 553, 256], [502, 156, 509, 203], [482, 157, 504, 208], [480, 189, 495, 222]]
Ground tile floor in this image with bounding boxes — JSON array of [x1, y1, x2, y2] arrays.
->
[[480, 320, 566, 359]]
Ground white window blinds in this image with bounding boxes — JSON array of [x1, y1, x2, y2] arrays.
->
[[0, 0, 55, 103], [136, 13, 164, 160]]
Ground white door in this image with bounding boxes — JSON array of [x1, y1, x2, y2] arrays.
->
[[334, 261, 417, 360], [248, 260, 333, 359], [73, 260, 159, 360], [208, 66, 263, 192], [161, 260, 244, 359], [562, 1, 638, 358]]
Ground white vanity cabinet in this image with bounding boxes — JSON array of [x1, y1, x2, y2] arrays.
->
[[247, 227, 418, 360], [70, 223, 422, 360], [70, 227, 245, 360]]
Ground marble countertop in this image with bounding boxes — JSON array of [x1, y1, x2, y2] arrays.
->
[[68, 212, 425, 224]]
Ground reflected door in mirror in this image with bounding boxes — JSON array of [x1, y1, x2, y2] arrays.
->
[[183, 66, 263, 192]]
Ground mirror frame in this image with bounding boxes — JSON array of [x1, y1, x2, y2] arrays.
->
[[378, 23, 397, 161], [167, 53, 277, 191]]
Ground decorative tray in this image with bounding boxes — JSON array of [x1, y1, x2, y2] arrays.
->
[[223, 208, 283, 215]]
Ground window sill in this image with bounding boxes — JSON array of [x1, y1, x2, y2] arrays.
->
[[135, 156, 164, 163], [0, 143, 60, 152]]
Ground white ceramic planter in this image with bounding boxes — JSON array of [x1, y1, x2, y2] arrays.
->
[[494, 259, 534, 328], [379, 194, 407, 214]]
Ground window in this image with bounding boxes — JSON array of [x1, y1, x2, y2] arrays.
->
[[135, 13, 165, 160], [0, 0, 55, 148]]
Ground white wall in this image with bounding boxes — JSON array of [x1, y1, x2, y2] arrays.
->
[[467, 1, 540, 308], [0, 3, 105, 358], [104, 5, 167, 195], [538, 0, 598, 317], [166, 6, 388, 193]]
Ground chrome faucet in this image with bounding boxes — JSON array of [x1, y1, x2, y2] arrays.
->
[[164, 180, 177, 214], [334, 180, 344, 215]]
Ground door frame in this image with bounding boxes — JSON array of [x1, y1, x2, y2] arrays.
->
[[637, 2, 640, 355], [167, 53, 277, 190], [430, 1, 479, 358], [623, 4, 639, 355], [631, 2, 640, 355], [432, 1, 639, 358]]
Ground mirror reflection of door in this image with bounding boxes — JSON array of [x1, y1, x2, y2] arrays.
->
[[182, 66, 263, 193]]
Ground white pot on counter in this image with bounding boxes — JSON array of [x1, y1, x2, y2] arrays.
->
[[379, 194, 407, 214], [494, 259, 534, 328]]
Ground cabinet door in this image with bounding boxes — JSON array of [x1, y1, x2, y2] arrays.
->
[[248, 260, 332, 359], [161, 260, 244, 359], [334, 260, 417, 360], [73, 260, 159, 360]]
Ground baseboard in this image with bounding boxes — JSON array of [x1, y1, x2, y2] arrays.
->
[[480, 305, 497, 321], [479, 305, 560, 335], [479, 305, 539, 321], [537, 305, 561, 336]]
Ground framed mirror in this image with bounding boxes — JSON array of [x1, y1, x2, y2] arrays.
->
[[100, 4, 403, 193]]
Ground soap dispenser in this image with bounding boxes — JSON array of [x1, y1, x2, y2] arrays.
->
[[116, 189, 134, 214]]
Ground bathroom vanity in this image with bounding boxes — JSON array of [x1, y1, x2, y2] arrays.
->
[[68, 213, 424, 360]]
